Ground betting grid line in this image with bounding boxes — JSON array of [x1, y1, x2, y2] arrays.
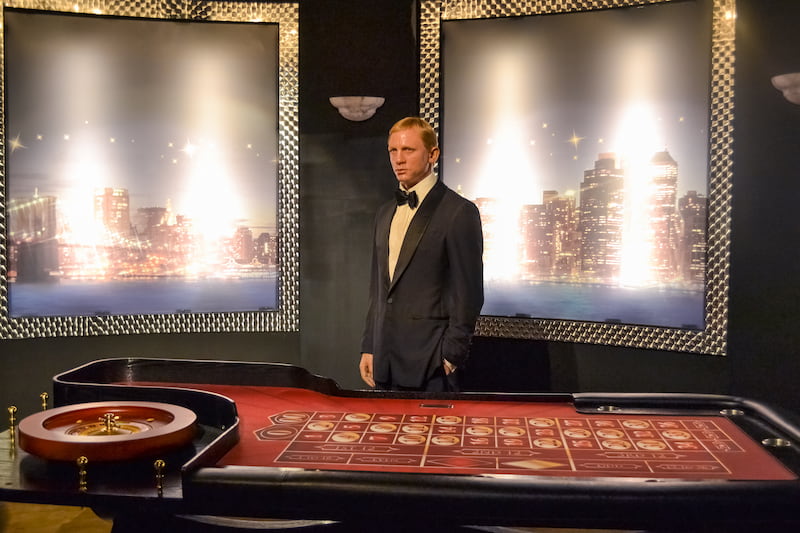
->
[[555, 417, 578, 473]]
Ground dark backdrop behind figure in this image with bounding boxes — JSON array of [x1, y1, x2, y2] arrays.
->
[[297, 0, 420, 383], [728, 0, 800, 408], [2, 0, 800, 420]]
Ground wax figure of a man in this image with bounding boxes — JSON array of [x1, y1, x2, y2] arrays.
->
[[359, 117, 484, 392]]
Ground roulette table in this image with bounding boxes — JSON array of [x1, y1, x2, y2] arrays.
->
[[2, 357, 800, 531]]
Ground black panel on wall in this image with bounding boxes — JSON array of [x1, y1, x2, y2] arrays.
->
[[728, 0, 800, 412], [462, 336, 551, 392], [297, 0, 419, 388]]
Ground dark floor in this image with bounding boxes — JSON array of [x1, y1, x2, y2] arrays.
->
[[1, 503, 646, 533]]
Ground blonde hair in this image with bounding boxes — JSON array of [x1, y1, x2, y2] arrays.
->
[[389, 117, 438, 151]]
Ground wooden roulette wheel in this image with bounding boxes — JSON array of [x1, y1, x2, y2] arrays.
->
[[17, 401, 197, 462]]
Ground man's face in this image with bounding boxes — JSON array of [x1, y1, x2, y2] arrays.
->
[[388, 127, 440, 189]]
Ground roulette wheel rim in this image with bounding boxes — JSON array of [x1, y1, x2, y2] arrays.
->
[[18, 401, 197, 462]]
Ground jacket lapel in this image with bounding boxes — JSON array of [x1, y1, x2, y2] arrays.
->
[[389, 181, 446, 293], [376, 202, 395, 289]]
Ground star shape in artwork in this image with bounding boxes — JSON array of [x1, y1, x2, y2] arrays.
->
[[567, 130, 585, 151], [9, 134, 26, 152]]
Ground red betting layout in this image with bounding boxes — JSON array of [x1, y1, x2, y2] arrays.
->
[[187, 385, 797, 481], [255, 409, 781, 478]]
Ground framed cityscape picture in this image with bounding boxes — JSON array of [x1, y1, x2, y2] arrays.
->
[[421, 0, 735, 354], [0, 0, 299, 338]]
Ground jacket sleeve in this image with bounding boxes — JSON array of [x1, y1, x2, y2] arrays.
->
[[360, 216, 380, 355], [441, 200, 484, 367]]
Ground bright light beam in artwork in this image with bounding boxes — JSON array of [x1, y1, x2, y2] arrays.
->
[[54, 44, 114, 255], [610, 33, 669, 287], [474, 49, 540, 281], [614, 102, 663, 287], [175, 49, 245, 275]]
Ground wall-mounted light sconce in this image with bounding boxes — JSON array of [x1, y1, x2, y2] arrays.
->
[[772, 73, 800, 105], [329, 96, 385, 121]]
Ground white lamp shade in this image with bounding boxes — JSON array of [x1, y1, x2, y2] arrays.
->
[[329, 96, 386, 121]]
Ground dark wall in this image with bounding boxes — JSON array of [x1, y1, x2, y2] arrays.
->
[[728, 0, 800, 409], [2, 0, 800, 420], [0, 333, 299, 415]]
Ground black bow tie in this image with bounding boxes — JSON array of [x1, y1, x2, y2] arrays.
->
[[395, 189, 418, 209]]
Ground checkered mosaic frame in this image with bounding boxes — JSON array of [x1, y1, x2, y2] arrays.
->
[[0, 0, 299, 337], [420, 0, 735, 355]]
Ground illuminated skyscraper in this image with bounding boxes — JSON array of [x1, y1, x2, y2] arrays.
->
[[649, 150, 680, 280], [94, 187, 131, 239], [255, 232, 275, 265], [520, 191, 579, 280], [579, 153, 624, 280], [547, 191, 579, 278], [234, 227, 255, 264], [520, 203, 549, 278], [135, 207, 167, 232], [678, 190, 707, 284]]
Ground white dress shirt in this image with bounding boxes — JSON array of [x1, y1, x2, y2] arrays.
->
[[388, 173, 437, 281]]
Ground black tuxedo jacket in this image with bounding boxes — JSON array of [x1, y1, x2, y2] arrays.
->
[[361, 180, 484, 388]]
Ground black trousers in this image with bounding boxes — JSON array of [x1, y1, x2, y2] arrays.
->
[[376, 366, 460, 392]]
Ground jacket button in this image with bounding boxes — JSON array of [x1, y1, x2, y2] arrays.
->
[[387, 297, 393, 304]]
